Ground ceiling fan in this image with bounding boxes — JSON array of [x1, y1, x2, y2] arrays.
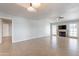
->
[[49, 16, 64, 21]]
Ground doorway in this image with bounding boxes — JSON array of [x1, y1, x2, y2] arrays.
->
[[1, 19, 12, 49]]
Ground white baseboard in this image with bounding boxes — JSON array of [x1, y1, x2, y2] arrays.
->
[[12, 35, 49, 43]]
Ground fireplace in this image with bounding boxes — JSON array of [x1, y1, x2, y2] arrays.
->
[[59, 31, 66, 37]]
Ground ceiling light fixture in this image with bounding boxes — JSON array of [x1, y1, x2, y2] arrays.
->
[[27, 3, 36, 12], [27, 3, 41, 12]]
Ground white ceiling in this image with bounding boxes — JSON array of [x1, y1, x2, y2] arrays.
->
[[0, 3, 79, 20]]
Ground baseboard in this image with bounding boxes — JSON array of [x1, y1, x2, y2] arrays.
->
[[2, 36, 12, 38], [12, 35, 50, 43]]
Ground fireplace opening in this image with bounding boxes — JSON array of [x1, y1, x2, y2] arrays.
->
[[59, 31, 66, 37]]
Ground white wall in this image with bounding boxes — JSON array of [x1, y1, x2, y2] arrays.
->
[[26, 19, 50, 38], [12, 17, 50, 43], [12, 17, 30, 42]]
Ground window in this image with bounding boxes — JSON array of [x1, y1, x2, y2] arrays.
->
[[69, 23, 77, 37], [52, 25, 57, 35]]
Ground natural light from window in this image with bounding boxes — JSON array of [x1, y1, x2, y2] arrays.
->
[[69, 23, 77, 37]]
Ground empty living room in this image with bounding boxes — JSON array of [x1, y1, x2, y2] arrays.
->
[[0, 1, 79, 58]]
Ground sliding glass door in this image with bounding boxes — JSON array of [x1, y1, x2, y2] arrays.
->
[[69, 23, 78, 38]]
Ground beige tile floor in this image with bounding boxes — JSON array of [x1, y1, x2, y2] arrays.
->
[[0, 36, 79, 56]]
